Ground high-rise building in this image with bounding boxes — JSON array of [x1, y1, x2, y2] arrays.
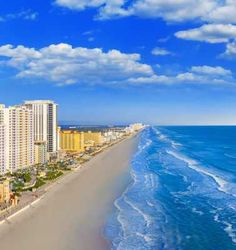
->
[[0, 105, 7, 175], [24, 100, 59, 155], [8, 105, 34, 172], [0, 124, 6, 175], [130, 123, 144, 132], [0, 104, 34, 173]]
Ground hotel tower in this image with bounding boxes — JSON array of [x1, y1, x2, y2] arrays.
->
[[0, 104, 34, 174], [0, 105, 7, 174], [24, 100, 59, 160]]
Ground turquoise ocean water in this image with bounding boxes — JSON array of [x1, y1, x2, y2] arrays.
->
[[105, 126, 236, 250]]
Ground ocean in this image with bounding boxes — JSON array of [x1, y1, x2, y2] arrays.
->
[[105, 126, 236, 250]]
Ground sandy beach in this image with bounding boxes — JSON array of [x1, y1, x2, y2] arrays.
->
[[0, 134, 139, 250]]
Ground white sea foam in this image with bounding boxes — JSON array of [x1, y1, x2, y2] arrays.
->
[[137, 138, 152, 153], [124, 196, 152, 227], [130, 169, 139, 185], [144, 173, 158, 189], [229, 204, 236, 211], [212, 212, 236, 245], [223, 221, 236, 244], [224, 153, 236, 159], [114, 197, 128, 238], [214, 213, 220, 222], [154, 128, 182, 149], [171, 141, 182, 149], [146, 201, 155, 207], [192, 207, 204, 216], [166, 150, 229, 194], [136, 232, 153, 244]]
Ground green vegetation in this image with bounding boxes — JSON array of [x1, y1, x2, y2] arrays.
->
[[12, 181, 24, 192], [44, 171, 63, 181], [34, 178, 46, 189], [23, 172, 31, 183], [5, 159, 75, 195]]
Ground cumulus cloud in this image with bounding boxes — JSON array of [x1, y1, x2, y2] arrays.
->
[[54, 0, 236, 24], [55, 0, 213, 21], [55, 0, 129, 19], [191, 65, 232, 76], [0, 43, 154, 85], [175, 65, 233, 84], [128, 65, 234, 85], [54, 1, 236, 60], [175, 24, 236, 43], [207, 1, 236, 24], [152, 47, 172, 56], [127, 0, 217, 22], [221, 41, 236, 58], [0, 43, 233, 86]]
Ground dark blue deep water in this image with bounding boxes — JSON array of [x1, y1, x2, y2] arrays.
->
[[105, 126, 236, 250]]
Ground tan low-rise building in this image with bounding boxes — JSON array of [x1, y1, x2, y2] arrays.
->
[[60, 130, 85, 153], [0, 179, 10, 204], [84, 131, 103, 146]]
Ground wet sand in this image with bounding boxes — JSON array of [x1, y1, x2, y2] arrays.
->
[[0, 134, 139, 250]]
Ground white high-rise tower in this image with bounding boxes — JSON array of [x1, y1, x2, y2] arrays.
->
[[24, 100, 59, 156]]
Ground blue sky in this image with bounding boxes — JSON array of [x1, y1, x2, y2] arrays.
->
[[1, 0, 236, 125]]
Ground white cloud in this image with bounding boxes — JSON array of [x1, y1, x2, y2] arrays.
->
[[0, 43, 233, 86], [54, 0, 236, 62], [55, 0, 214, 21], [221, 41, 236, 58], [152, 47, 172, 56], [54, 0, 236, 24], [128, 65, 234, 85], [55, 0, 129, 19], [0, 10, 38, 22], [128, 0, 217, 22], [175, 24, 236, 43], [191, 65, 232, 76], [207, 1, 236, 24], [0, 43, 153, 85], [176, 65, 233, 84], [55, 0, 106, 10]]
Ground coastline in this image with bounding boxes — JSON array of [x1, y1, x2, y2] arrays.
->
[[0, 132, 140, 250]]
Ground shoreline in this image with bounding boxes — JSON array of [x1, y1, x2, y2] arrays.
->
[[0, 132, 140, 250]]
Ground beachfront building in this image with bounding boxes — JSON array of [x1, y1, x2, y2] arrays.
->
[[24, 100, 59, 159], [0, 104, 34, 173], [0, 105, 7, 175], [130, 123, 144, 132], [102, 130, 124, 144], [7, 105, 34, 173], [34, 141, 47, 165], [0, 179, 10, 204], [84, 131, 103, 146], [0, 124, 6, 175], [57, 126, 61, 152], [60, 130, 85, 153]]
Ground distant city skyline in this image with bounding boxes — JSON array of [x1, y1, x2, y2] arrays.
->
[[1, 1, 236, 125]]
